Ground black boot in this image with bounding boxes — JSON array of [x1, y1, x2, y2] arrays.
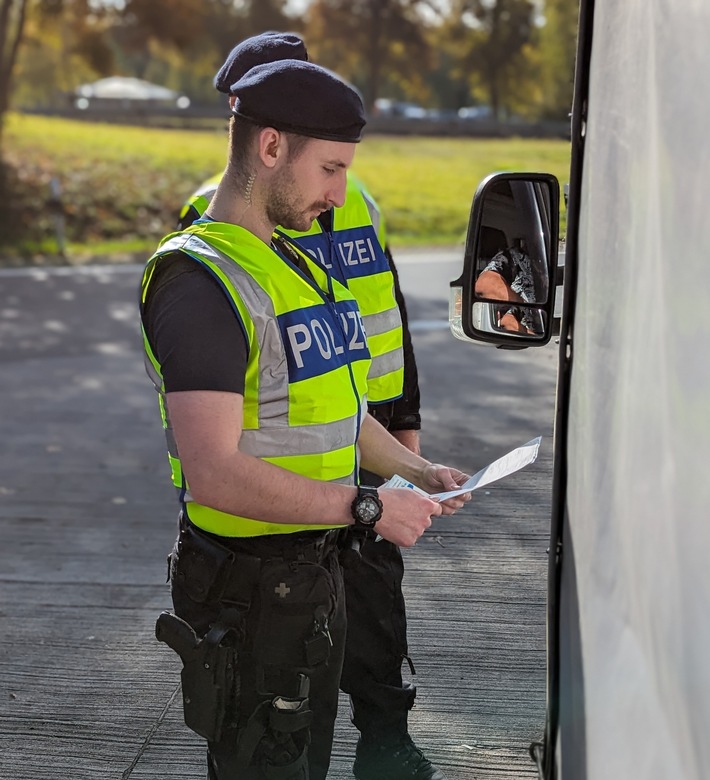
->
[[353, 733, 447, 780], [350, 684, 446, 780]]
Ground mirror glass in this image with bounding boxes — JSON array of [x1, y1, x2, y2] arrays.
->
[[472, 178, 553, 339], [472, 301, 548, 337]]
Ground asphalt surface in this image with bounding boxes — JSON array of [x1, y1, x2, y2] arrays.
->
[[0, 249, 558, 779]]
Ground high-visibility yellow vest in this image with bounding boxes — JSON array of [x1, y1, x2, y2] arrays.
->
[[180, 172, 404, 404], [141, 222, 371, 538], [177, 173, 222, 229]]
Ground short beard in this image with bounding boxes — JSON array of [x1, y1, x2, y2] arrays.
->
[[266, 164, 328, 233]]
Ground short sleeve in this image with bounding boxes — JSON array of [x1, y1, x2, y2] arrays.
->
[[141, 252, 248, 394]]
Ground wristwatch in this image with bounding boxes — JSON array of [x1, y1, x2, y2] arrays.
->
[[350, 485, 383, 529]]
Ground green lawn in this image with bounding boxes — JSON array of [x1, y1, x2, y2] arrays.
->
[[1, 113, 570, 262]]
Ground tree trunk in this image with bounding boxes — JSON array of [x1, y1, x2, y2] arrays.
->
[[366, 0, 384, 111], [0, 0, 29, 150], [489, 68, 500, 121]]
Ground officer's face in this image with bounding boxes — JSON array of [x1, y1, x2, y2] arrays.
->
[[267, 138, 355, 232]]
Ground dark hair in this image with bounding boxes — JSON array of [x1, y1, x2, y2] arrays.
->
[[227, 115, 312, 183], [227, 116, 261, 191], [282, 132, 311, 161]]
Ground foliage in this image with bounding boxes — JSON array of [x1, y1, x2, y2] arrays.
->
[[0, 113, 571, 264], [535, 0, 579, 119], [10, 0, 117, 110], [304, 0, 434, 110], [8, 0, 299, 113], [113, 0, 295, 82], [447, 0, 539, 120], [0, 113, 226, 259]]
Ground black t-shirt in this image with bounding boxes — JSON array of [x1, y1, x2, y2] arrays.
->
[[141, 252, 248, 394]]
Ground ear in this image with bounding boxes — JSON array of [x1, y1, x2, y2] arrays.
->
[[257, 128, 284, 169]]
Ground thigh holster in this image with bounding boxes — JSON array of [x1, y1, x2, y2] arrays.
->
[[156, 611, 239, 742]]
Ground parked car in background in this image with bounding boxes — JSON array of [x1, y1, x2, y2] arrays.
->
[[373, 98, 428, 119], [457, 105, 493, 121]]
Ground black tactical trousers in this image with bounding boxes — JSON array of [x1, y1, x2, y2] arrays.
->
[[167, 516, 346, 780], [339, 527, 415, 739]]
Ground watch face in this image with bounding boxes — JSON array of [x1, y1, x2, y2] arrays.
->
[[357, 496, 380, 524]]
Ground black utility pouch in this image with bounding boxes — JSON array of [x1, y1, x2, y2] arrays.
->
[[174, 523, 235, 604], [156, 611, 239, 742], [252, 559, 336, 675]]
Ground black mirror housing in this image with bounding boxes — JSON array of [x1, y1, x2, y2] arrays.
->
[[450, 172, 560, 347]]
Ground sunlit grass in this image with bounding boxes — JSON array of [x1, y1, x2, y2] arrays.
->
[[3, 113, 570, 260], [354, 136, 570, 246]]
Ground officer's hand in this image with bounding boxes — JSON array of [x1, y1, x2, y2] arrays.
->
[[420, 464, 472, 516], [376, 488, 442, 547]]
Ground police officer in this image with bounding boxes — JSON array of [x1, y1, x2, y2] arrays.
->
[[140, 59, 470, 780], [178, 33, 444, 780]]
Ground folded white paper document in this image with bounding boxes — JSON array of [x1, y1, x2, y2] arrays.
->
[[382, 436, 542, 502]]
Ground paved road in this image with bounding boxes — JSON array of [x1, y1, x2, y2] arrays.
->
[[0, 250, 558, 780]]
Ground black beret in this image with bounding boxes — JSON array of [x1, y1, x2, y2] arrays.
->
[[230, 60, 366, 143], [214, 32, 308, 95]]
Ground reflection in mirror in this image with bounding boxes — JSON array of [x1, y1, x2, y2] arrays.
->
[[449, 171, 559, 346], [472, 302, 547, 339], [473, 179, 552, 323]]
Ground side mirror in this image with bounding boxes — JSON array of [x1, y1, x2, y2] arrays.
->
[[449, 172, 560, 347]]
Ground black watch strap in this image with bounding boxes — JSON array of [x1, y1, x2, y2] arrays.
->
[[351, 485, 383, 529]]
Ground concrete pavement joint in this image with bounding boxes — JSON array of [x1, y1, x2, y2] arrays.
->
[[121, 683, 182, 779]]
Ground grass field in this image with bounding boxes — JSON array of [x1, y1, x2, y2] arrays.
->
[[1, 113, 571, 262]]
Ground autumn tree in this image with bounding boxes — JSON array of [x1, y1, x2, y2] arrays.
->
[[448, 0, 538, 120], [1, 0, 108, 133], [240, 0, 294, 38], [2, 0, 121, 118], [304, 0, 435, 110], [116, 0, 295, 70], [114, 0, 295, 97], [536, 0, 578, 119]]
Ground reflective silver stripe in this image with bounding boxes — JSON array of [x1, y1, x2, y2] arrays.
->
[[369, 347, 404, 379], [362, 306, 402, 338], [240, 413, 359, 458], [165, 426, 179, 458], [179, 235, 291, 426], [361, 191, 381, 239], [195, 183, 218, 200], [158, 234, 192, 254], [142, 332, 181, 458], [143, 353, 162, 391]]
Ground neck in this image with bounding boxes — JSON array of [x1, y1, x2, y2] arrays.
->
[[205, 178, 275, 245]]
